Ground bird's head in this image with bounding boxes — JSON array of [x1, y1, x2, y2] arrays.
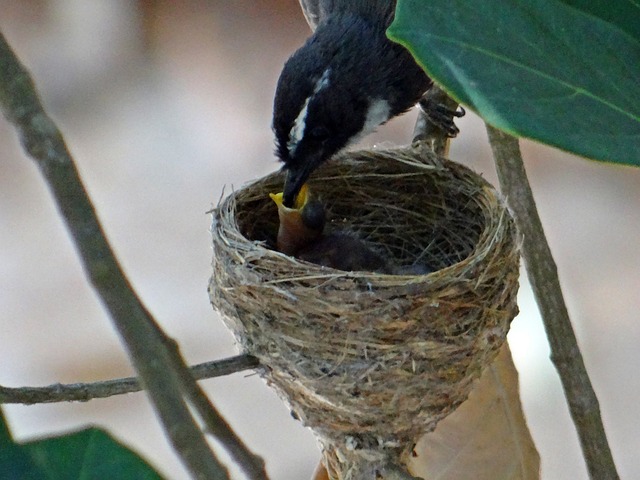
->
[[272, 15, 396, 207], [269, 184, 326, 255]]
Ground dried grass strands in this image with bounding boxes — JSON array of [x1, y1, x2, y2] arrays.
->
[[209, 144, 520, 478]]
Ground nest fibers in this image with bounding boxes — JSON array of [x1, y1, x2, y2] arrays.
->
[[209, 144, 520, 477]]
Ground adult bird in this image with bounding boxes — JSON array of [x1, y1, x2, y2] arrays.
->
[[273, 0, 454, 207]]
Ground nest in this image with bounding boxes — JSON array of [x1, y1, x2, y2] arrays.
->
[[209, 145, 520, 477]]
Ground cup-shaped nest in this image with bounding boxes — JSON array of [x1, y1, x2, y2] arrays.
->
[[209, 145, 520, 469]]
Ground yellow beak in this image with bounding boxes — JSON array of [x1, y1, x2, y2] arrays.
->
[[269, 183, 309, 212], [270, 183, 321, 255]]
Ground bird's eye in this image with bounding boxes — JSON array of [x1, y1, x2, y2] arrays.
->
[[308, 125, 330, 141]]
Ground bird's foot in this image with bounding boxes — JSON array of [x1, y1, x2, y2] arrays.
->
[[418, 97, 465, 137]]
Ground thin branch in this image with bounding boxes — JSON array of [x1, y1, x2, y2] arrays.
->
[[166, 341, 268, 479], [0, 354, 260, 405], [486, 125, 619, 480], [0, 31, 268, 480]]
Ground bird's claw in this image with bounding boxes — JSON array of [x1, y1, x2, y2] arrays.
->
[[418, 98, 465, 137]]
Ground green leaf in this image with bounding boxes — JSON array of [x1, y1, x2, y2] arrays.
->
[[0, 408, 164, 480], [388, 0, 640, 167], [23, 428, 165, 480], [0, 410, 47, 480]]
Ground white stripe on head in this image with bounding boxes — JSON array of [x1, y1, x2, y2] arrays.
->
[[287, 68, 331, 156], [287, 97, 311, 156]]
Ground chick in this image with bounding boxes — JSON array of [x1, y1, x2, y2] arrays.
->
[[270, 185, 402, 274], [269, 184, 325, 256], [297, 233, 391, 273]]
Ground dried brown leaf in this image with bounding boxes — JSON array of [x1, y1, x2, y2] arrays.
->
[[407, 343, 540, 479], [312, 462, 330, 480]]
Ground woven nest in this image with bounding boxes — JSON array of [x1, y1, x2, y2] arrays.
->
[[209, 145, 520, 476]]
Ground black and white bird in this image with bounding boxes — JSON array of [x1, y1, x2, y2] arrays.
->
[[273, 0, 448, 207]]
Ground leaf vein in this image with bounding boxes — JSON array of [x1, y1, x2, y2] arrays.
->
[[424, 34, 640, 122]]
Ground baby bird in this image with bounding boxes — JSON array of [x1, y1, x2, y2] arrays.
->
[[269, 184, 326, 256], [270, 185, 430, 274]]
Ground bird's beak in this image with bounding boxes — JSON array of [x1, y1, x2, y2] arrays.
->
[[270, 183, 309, 213], [270, 184, 318, 255], [283, 161, 318, 207]]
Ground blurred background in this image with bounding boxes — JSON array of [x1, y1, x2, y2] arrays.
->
[[0, 1, 638, 479]]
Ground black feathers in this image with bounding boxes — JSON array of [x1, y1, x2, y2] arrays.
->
[[273, 0, 432, 206]]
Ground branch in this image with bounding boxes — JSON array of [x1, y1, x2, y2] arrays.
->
[[0, 354, 259, 405], [0, 31, 267, 480], [486, 125, 619, 480], [165, 339, 268, 480]]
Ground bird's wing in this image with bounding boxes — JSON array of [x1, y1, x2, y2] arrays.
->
[[297, 0, 332, 31], [298, 0, 395, 31]]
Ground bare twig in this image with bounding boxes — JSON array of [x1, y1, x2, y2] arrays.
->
[[0, 354, 259, 405], [486, 125, 619, 480], [0, 31, 268, 480], [165, 341, 268, 479]]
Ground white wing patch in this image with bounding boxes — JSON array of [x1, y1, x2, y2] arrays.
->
[[362, 98, 391, 136], [347, 98, 391, 146], [287, 68, 331, 156]]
